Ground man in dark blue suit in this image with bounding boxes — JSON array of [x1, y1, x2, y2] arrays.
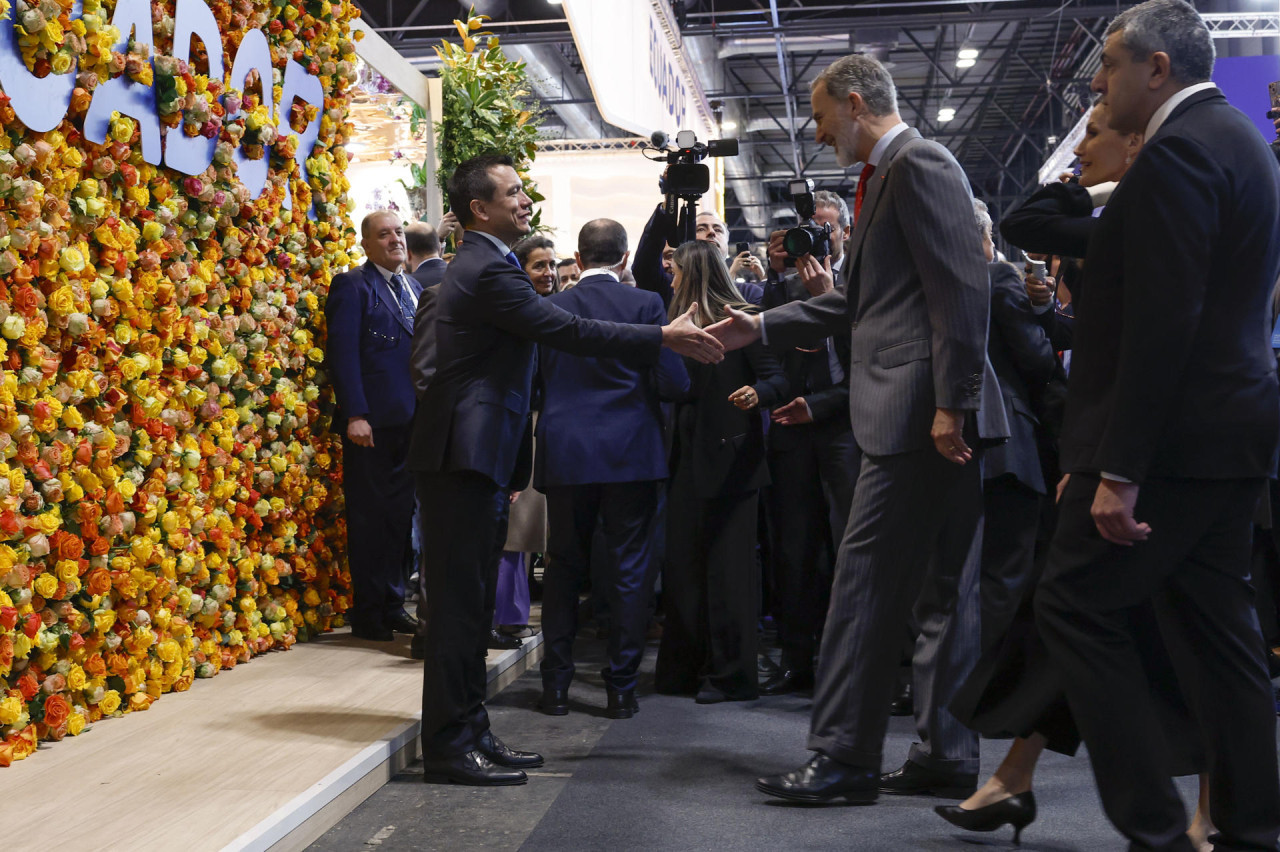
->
[[325, 210, 422, 641], [535, 219, 690, 720], [409, 155, 723, 787], [405, 220, 447, 290]]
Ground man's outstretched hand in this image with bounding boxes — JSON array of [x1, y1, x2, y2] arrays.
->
[[662, 304, 725, 363], [705, 306, 762, 352]]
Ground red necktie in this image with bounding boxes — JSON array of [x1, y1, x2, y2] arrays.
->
[[854, 163, 876, 222]]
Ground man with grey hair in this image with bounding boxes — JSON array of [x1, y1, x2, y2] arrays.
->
[[1033, 0, 1280, 847], [710, 52, 1007, 804]]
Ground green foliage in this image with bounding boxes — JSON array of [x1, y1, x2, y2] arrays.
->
[[430, 7, 546, 230]]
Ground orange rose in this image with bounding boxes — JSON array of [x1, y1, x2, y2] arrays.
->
[[0, 635, 12, 671], [16, 672, 38, 700], [84, 652, 106, 678], [51, 531, 84, 560], [85, 568, 111, 596], [11, 285, 38, 316], [88, 537, 110, 556], [42, 693, 70, 731]]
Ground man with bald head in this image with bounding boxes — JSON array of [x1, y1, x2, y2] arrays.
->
[[534, 218, 690, 719], [325, 210, 423, 641]]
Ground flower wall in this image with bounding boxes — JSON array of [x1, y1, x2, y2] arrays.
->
[[0, 0, 361, 763]]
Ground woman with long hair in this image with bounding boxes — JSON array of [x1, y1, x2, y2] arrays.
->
[[939, 104, 1214, 851], [654, 240, 790, 703]]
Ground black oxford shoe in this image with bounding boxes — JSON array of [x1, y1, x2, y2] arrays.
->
[[606, 687, 639, 719], [880, 760, 977, 799], [756, 754, 879, 804], [477, 730, 544, 768], [889, 681, 914, 716], [386, 610, 419, 635], [759, 668, 815, 696], [351, 623, 394, 642], [540, 687, 569, 716], [421, 750, 526, 786], [488, 628, 522, 651]]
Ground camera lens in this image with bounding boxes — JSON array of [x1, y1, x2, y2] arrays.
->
[[783, 227, 815, 257]]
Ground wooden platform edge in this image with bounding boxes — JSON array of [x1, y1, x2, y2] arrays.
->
[[222, 632, 546, 852]]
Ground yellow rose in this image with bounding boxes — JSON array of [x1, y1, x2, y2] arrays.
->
[[47, 286, 75, 315], [0, 695, 22, 726], [109, 112, 135, 143], [67, 665, 86, 691], [98, 689, 121, 714], [116, 479, 136, 500], [50, 51, 73, 75], [67, 712, 86, 736], [93, 610, 116, 632], [61, 406, 83, 430], [36, 511, 61, 534], [55, 559, 79, 583], [33, 573, 58, 598]]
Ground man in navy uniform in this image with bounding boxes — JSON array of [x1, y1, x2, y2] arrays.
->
[[325, 210, 422, 641]]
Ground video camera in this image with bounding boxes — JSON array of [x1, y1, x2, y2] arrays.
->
[[783, 178, 832, 261], [645, 130, 739, 244]]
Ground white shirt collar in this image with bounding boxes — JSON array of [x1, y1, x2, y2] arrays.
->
[[372, 262, 399, 282], [1144, 82, 1217, 139], [467, 229, 512, 256], [577, 267, 620, 281], [866, 121, 910, 168]]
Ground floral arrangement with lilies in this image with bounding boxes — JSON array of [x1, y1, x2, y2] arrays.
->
[[0, 0, 361, 764]]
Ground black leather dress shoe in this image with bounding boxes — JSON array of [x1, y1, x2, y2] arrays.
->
[[540, 687, 569, 716], [880, 760, 977, 799], [477, 730, 544, 768], [758, 653, 781, 677], [421, 750, 527, 786], [351, 623, 394, 642], [386, 610, 419, 634], [606, 687, 639, 719], [488, 628, 522, 651], [759, 668, 815, 696], [409, 634, 426, 660], [756, 754, 879, 804], [889, 681, 913, 716]]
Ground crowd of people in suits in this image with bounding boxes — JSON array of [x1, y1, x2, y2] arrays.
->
[[321, 0, 1280, 847]]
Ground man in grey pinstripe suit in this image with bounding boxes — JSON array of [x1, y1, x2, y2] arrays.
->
[[709, 53, 1007, 805]]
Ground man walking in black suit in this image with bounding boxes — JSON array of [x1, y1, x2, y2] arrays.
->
[[1034, 2, 1280, 848], [325, 211, 422, 642], [759, 190, 857, 696], [535, 219, 690, 719], [409, 155, 723, 787], [707, 53, 1006, 804]]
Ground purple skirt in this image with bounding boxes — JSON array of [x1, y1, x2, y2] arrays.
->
[[493, 551, 531, 626]]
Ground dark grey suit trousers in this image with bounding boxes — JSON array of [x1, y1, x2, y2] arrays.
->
[[808, 444, 982, 773]]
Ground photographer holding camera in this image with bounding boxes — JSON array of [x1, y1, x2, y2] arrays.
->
[[757, 187, 858, 696], [631, 131, 765, 306]]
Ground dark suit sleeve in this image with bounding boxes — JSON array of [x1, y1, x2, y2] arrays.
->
[[760, 287, 849, 348], [991, 263, 1058, 390], [999, 181, 1096, 259], [477, 260, 663, 361], [632, 203, 675, 309], [1094, 136, 1222, 481], [410, 284, 438, 398], [802, 343, 851, 423], [324, 272, 370, 420], [895, 142, 990, 411], [744, 338, 790, 408], [646, 294, 691, 400]]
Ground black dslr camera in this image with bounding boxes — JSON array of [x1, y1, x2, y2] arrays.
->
[[783, 178, 832, 261], [646, 130, 739, 244]]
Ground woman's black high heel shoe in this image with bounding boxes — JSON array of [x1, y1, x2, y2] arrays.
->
[[935, 791, 1037, 845]]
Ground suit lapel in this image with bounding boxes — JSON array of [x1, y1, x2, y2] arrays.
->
[[842, 127, 920, 298], [365, 262, 414, 334]]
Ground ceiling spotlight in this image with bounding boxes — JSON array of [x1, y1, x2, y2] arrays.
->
[[955, 57, 976, 69], [957, 47, 980, 61], [721, 120, 739, 133], [937, 108, 956, 123], [545, 0, 563, 5]]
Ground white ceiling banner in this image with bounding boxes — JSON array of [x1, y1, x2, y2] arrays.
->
[[562, 0, 715, 142]]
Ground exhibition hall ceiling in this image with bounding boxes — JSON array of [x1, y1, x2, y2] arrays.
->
[[348, 0, 1279, 237]]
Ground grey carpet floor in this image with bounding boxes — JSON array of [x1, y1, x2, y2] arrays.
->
[[311, 638, 1208, 852]]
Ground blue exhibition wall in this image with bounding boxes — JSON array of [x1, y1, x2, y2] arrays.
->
[[1214, 54, 1280, 143]]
